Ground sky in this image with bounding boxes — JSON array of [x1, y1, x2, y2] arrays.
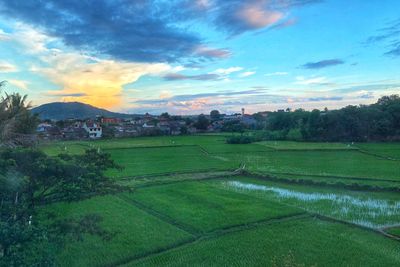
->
[[0, 0, 399, 115]]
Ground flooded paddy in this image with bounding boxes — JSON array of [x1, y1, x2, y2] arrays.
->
[[220, 180, 400, 229]]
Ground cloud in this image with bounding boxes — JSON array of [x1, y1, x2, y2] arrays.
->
[[269, 18, 297, 30], [214, 67, 243, 75], [0, 61, 18, 73], [0, 1, 226, 63], [265, 71, 288, 76], [301, 59, 345, 69], [133, 89, 266, 104], [295, 76, 330, 85], [365, 18, 400, 57], [384, 41, 400, 56], [194, 45, 231, 59], [0, 29, 10, 41], [211, 0, 320, 35], [7, 25, 172, 108], [8, 79, 29, 90], [163, 73, 221, 81], [239, 71, 256, 77], [46, 92, 88, 97]]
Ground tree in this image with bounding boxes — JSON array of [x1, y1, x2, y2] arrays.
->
[[0, 148, 123, 265], [160, 112, 170, 119], [210, 110, 220, 121], [0, 86, 39, 144], [194, 114, 209, 130]]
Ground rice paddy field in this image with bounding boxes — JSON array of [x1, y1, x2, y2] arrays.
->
[[39, 135, 400, 266]]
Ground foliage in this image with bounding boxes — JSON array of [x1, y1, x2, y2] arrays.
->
[[0, 89, 39, 143], [226, 135, 254, 144], [0, 148, 122, 265], [210, 110, 221, 121], [194, 114, 209, 130], [263, 95, 400, 142]]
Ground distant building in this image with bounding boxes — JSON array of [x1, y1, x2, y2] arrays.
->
[[101, 117, 121, 124], [62, 127, 87, 140], [83, 121, 102, 138]]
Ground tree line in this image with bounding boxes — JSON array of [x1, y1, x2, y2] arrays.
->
[[252, 95, 400, 142]]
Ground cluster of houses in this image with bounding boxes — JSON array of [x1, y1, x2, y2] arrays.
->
[[36, 109, 260, 140]]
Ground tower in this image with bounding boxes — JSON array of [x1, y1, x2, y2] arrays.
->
[[241, 108, 245, 116]]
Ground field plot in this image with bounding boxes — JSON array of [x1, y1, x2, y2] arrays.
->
[[43, 195, 193, 267], [256, 140, 356, 150], [41, 142, 89, 156], [130, 217, 400, 267], [214, 177, 400, 229], [356, 142, 400, 159], [223, 150, 400, 180], [387, 227, 400, 237], [270, 172, 400, 190], [106, 146, 234, 178], [126, 181, 303, 234]]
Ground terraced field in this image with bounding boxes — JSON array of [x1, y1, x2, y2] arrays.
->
[[39, 136, 400, 266]]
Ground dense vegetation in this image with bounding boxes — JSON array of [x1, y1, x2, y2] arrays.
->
[[259, 95, 400, 142]]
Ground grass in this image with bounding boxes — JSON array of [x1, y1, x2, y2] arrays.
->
[[256, 140, 356, 150], [386, 227, 400, 237], [125, 180, 302, 234], [356, 142, 400, 159], [213, 176, 400, 229], [129, 217, 400, 267], [266, 172, 400, 190], [41, 195, 193, 267], [37, 137, 400, 266], [106, 146, 235, 178], [223, 150, 400, 181]]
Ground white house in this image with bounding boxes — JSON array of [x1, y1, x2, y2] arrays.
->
[[83, 122, 102, 138]]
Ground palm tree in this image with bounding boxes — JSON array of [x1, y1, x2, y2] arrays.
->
[[0, 82, 39, 145]]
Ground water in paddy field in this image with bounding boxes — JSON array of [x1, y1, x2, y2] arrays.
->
[[221, 180, 400, 229]]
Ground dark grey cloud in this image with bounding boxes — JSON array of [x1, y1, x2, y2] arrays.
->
[[47, 93, 88, 97], [0, 0, 227, 63], [301, 59, 345, 69], [365, 18, 400, 57], [163, 73, 221, 81]]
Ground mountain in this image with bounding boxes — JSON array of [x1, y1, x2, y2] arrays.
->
[[31, 102, 135, 120]]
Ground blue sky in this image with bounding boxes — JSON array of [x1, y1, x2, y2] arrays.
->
[[0, 0, 399, 114]]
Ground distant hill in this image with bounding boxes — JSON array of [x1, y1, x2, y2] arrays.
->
[[31, 102, 135, 120]]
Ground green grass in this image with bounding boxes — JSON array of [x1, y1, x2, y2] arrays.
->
[[223, 150, 400, 180], [42, 195, 193, 267], [356, 142, 400, 159], [129, 217, 400, 267], [268, 172, 400, 189], [386, 227, 400, 237], [106, 146, 234, 178], [213, 176, 400, 229], [126, 180, 302, 233], [256, 140, 356, 150]]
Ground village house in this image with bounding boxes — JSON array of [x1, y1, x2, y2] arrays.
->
[[83, 121, 102, 138]]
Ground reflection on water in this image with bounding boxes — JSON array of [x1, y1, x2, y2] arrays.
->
[[222, 180, 400, 229]]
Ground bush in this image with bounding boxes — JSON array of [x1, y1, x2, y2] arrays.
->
[[226, 136, 254, 144]]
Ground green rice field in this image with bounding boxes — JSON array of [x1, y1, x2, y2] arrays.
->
[[39, 135, 400, 266]]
